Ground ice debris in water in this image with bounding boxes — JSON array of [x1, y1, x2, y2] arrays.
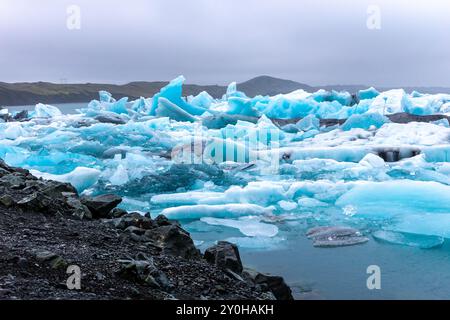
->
[[200, 217, 279, 237], [32, 103, 63, 118], [307, 226, 369, 248], [2, 75, 450, 250], [372, 230, 444, 249]]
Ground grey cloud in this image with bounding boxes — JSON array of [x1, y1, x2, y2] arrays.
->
[[0, 0, 449, 86]]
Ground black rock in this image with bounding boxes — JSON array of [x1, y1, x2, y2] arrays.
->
[[13, 110, 29, 122], [94, 114, 127, 125], [108, 208, 127, 218], [145, 225, 201, 259], [114, 212, 155, 230], [117, 254, 169, 289], [243, 269, 294, 300], [81, 194, 122, 218], [204, 241, 243, 274]]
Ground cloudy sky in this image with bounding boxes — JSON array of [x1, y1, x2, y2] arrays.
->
[[1, 0, 449, 86]]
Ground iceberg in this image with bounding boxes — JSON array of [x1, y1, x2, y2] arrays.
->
[[201, 217, 279, 237], [30, 167, 101, 192], [341, 113, 389, 131], [150, 76, 206, 116], [372, 230, 444, 249], [161, 204, 274, 220], [33, 103, 62, 118], [296, 114, 320, 132], [155, 97, 197, 122], [357, 87, 379, 100], [3, 75, 450, 252]]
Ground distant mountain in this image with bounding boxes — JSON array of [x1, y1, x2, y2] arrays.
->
[[1, 76, 450, 106], [237, 76, 313, 96]]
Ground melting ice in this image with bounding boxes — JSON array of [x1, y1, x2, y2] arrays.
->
[[2, 75, 450, 250]]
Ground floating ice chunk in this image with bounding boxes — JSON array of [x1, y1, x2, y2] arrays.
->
[[278, 200, 298, 211], [287, 180, 356, 203], [358, 153, 385, 169], [336, 180, 450, 217], [189, 91, 214, 109], [161, 203, 273, 220], [30, 167, 101, 192], [109, 164, 129, 185], [281, 89, 312, 100], [225, 236, 284, 249], [3, 123, 27, 140], [131, 97, 151, 113], [390, 214, 450, 239], [368, 89, 409, 115], [296, 114, 320, 132], [150, 76, 206, 116], [312, 89, 352, 106], [307, 226, 369, 247], [226, 82, 237, 96], [372, 230, 444, 249], [432, 118, 449, 127], [155, 97, 197, 122], [33, 103, 62, 118], [226, 82, 246, 98], [151, 191, 224, 206], [198, 182, 287, 206], [99, 90, 115, 103], [201, 217, 279, 237], [226, 97, 260, 117], [341, 113, 389, 131], [105, 97, 129, 115], [297, 197, 328, 208], [358, 87, 379, 100]]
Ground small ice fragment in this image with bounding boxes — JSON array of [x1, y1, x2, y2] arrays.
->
[[372, 230, 444, 249], [306, 226, 368, 248], [342, 205, 357, 217], [278, 200, 298, 211]]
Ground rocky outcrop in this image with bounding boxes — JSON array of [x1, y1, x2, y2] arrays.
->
[[80, 194, 122, 218], [0, 159, 293, 300], [204, 241, 243, 274], [204, 241, 294, 300]]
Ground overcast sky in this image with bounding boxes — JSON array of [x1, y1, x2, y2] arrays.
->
[[1, 0, 449, 86]]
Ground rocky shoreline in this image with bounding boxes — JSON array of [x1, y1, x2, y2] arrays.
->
[[0, 159, 293, 300]]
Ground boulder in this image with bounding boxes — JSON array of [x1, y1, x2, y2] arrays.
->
[[117, 254, 169, 289], [0, 194, 14, 207], [81, 194, 122, 218], [113, 212, 155, 230], [243, 268, 293, 300], [145, 225, 200, 259], [204, 241, 243, 274]]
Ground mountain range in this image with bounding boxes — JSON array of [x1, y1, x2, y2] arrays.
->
[[1, 76, 450, 106]]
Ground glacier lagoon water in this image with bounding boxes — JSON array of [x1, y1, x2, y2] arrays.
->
[[2, 77, 450, 299]]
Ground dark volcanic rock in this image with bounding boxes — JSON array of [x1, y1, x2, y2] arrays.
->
[[145, 225, 201, 260], [112, 212, 155, 230], [81, 194, 122, 218], [13, 110, 29, 121], [117, 254, 170, 289], [243, 268, 294, 300], [0, 158, 291, 300], [204, 241, 243, 274]]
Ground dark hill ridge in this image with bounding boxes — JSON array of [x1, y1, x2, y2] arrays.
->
[[1, 76, 450, 106]]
